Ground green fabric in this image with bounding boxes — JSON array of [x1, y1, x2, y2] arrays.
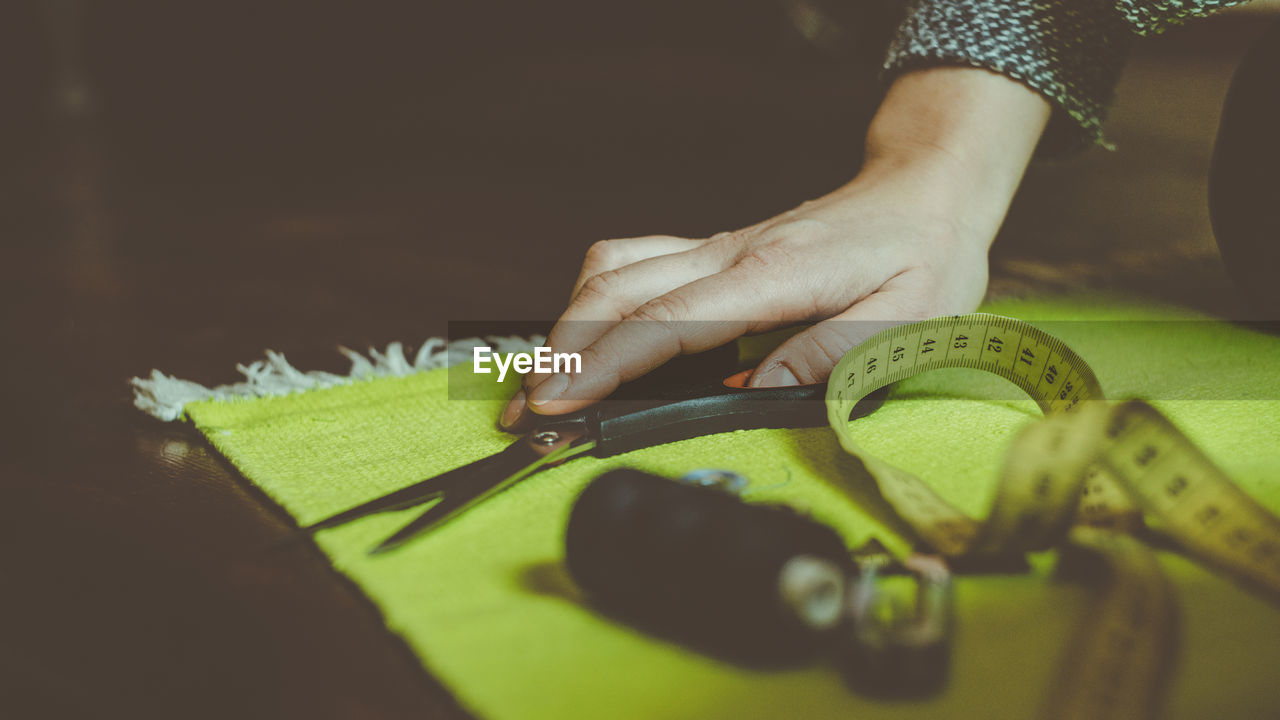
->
[[184, 293, 1280, 719]]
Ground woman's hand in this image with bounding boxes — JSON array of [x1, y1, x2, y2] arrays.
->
[[501, 67, 1050, 427]]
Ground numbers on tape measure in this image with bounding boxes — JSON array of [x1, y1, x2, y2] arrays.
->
[[826, 315, 1280, 595], [823, 313, 1280, 719], [832, 316, 1101, 420]]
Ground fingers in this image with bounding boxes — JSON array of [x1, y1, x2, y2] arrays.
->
[[544, 243, 730, 367], [557, 244, 727, 326], [500, 236, 722, 430], [499, 390, 527, 429], [571, 236, 706, 300], [748, 279, 923, 388], [525, 262, 816, 415]]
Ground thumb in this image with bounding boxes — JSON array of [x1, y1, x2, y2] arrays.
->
[[748, 291, 917, 387]]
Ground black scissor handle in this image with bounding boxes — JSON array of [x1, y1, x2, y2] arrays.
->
[[535, 376, 889, 458]]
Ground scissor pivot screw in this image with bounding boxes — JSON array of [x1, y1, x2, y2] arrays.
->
[[532, 430, 561, 446]]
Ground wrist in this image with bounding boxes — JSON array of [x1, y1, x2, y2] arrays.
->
[[860, 67, 1050, 238]]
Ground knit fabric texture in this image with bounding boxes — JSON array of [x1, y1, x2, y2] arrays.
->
[[886, 0, 1249, 153], [178, 294, 1280, 719]]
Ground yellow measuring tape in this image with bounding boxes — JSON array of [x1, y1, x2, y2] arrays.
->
[[823, 314, 1280, 718]]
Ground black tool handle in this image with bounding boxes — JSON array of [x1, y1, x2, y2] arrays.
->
[[592, 382, 815, 455], [584, 382, 887, 457], [565, 468, 850, 665], [526, 344, 890, 457]]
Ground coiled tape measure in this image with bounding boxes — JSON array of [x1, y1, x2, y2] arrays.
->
[[824, 313, 1280, 719]]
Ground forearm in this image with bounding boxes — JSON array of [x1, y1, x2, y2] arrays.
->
[[843, 66, 1050, 248], [886, 0, 1246, 154]]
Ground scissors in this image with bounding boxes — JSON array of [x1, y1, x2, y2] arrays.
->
[[301, 352, 889, 554]]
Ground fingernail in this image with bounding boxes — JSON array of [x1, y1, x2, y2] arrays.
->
[[749, 364, 800, 388], [528, 373, 570, 406], [499, 390, 526, 428]]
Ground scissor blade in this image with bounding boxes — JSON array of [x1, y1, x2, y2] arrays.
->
[[369, 435, 596, 554], [301, 445, 523, 533]]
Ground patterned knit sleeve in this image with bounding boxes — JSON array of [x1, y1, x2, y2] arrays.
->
[[884, 0, 1250, 154]]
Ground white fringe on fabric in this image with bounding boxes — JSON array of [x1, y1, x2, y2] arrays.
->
[[130, 335, 544, 422]]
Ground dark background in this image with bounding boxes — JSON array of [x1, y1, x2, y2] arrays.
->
[[1, 2, 1273, 717]]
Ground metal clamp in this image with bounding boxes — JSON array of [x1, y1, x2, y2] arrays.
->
[[843, 544, 954, 698]]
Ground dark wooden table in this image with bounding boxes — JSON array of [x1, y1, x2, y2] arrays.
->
[[1, 3, 1266, 717]]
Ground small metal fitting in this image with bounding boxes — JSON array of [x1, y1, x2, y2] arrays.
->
[[843, 546, 954, 698], [531, 430, 561, 446], [680, 468, 749, 494]]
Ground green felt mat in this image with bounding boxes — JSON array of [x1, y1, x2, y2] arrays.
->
[[182, 294, 1280, 719]]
